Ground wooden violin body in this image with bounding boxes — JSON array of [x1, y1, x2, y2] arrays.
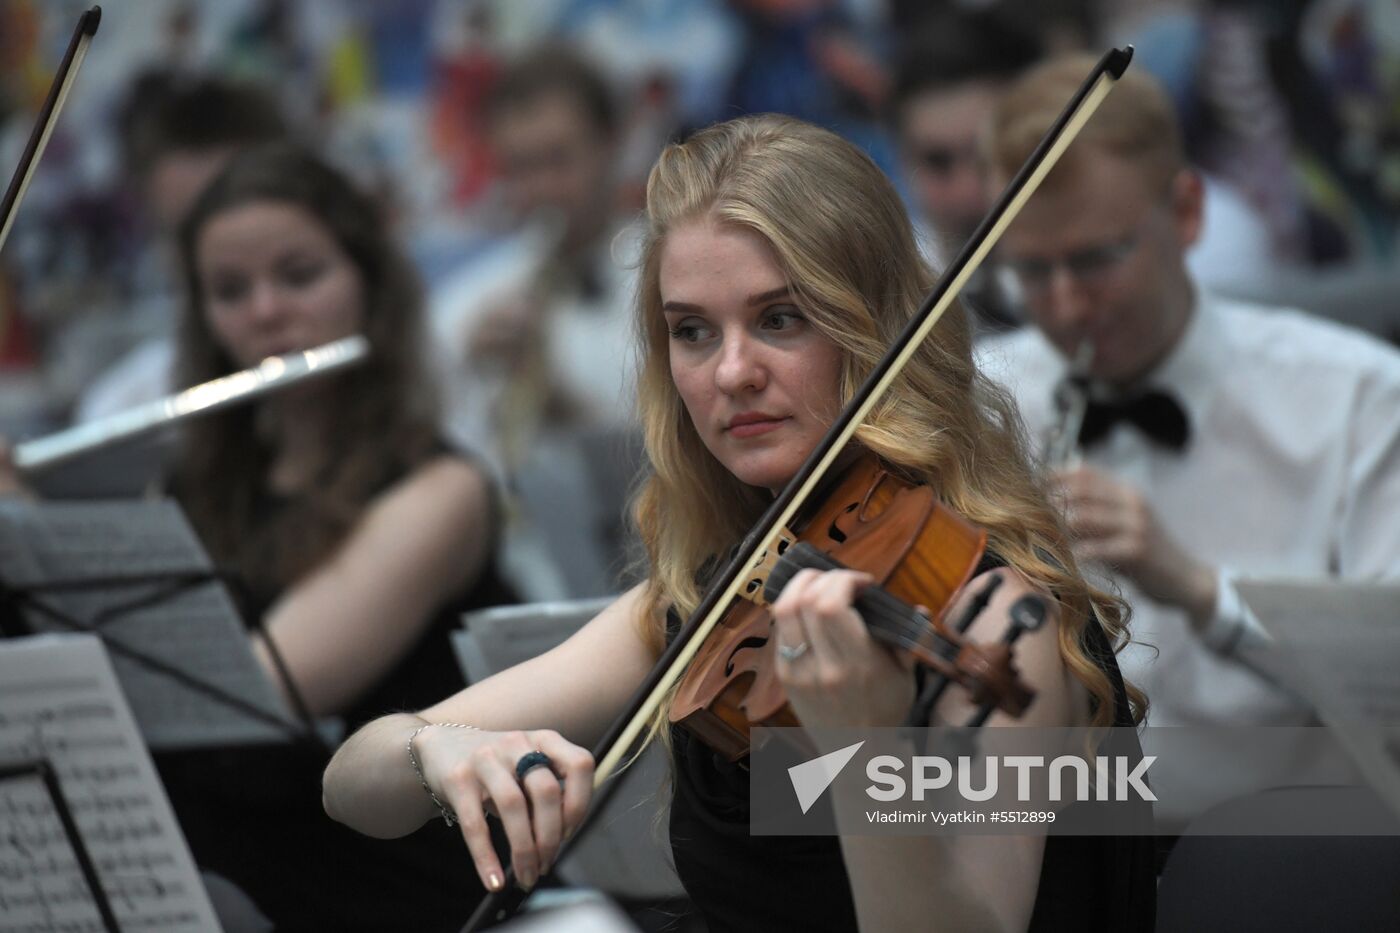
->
[[671, 455, 1034, 761]]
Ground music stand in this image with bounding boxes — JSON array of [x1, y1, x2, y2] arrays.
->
[[0, 499, 322, 753], [1238, 578, 1400, 821], [26, 427, 173, 500], [0, 633, 225, 930]]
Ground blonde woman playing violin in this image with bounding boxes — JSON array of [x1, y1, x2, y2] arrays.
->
[[325, 115, 1153, 933]]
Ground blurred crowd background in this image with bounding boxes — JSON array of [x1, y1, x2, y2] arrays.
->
[[2, 0, 1397, 461]]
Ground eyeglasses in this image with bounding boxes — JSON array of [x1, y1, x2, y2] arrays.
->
[[914, 144, 980, 176], [1001, 233, 1141, 291]]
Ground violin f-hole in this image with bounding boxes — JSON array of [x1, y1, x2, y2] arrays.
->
[[724, 635, 771, 676], [825, 501, 859, 543]]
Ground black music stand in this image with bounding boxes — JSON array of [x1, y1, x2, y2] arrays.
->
[[0, 499, 325, 754]]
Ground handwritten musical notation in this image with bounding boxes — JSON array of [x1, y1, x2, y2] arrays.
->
[[0, 635, 222, 932], [0, 500, 293, 750]]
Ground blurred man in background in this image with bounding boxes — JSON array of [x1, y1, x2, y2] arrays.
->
[[432, 47, 642, 600], [978, 56, 1400, 840], [888, 9, 1042, 334]]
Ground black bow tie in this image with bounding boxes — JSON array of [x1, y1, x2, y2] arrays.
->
[[1077, 390, 1190, 450]]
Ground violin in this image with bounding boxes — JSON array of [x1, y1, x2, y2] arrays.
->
[[464, 45, 1135, 930], [671, 453, 1039, 761]]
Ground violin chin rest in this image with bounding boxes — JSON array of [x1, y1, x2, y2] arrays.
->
[[1007, 594, 1048, 633]]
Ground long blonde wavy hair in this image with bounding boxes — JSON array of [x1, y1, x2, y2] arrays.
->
[[630, 114, 1144, 729]]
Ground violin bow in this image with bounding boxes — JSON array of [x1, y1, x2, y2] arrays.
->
[[0, 6, 103, 254], [464, 45, 1134, 931]]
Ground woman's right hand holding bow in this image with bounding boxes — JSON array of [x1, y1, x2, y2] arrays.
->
[[410, 723, 595, 893], [324, 588, 655, 895]]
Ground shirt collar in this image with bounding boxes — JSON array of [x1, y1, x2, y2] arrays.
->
[[1074, 288, 1221, 430], [1144, 288, 1225, 430]]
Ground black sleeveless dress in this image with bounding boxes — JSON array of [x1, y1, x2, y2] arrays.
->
[[666, 556, 1157, 933], [157, 447, 516, 932]]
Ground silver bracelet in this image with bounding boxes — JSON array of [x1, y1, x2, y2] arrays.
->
[[407, 721, 480, 827]]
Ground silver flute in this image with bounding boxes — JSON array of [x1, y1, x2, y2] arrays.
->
[[15, 335, 369, 475], [1041, 340, 1094, 470]]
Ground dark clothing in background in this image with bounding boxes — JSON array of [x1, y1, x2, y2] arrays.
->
[[158, 447, 515, 932]]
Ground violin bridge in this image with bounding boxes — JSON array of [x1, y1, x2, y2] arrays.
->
[[738, 527, 797, 607]]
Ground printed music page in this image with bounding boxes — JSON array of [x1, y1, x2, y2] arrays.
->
[[0, 500, 295, 749], [0, 633, 222, 931], [1238, 579, 1400, 820]]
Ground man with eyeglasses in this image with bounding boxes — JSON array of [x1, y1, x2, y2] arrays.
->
[[978, 57, 1400, 842], [430, 47, 643, 601], [888, 9, 1041, 333]]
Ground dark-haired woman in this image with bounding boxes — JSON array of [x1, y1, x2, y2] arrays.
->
[[160, 144, 511, 931]]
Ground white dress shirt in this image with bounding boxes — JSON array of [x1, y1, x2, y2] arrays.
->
[[428, 224, 642, 601], [428, 224, 641, 463], [977, 291, 1400, 827]]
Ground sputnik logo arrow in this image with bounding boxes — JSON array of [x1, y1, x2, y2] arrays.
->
[[788, 741, 865, 814]]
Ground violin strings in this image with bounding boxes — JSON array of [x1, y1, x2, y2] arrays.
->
[[853, 589, 958, 662], [769, 542, 960, 663]]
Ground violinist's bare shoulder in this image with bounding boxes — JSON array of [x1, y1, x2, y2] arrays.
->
[[932, 566, 1092, 731]]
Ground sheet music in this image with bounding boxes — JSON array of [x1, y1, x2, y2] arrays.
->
[[0, 500, 293, 749], [1238, 579, 1400, 820], [27, 430, 172, 501], [453, 599, 612, 684], [0, 634, 222, 931], [1, 765, 109, 932]]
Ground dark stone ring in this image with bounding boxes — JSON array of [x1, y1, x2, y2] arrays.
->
[[515, 750, 555, 782]]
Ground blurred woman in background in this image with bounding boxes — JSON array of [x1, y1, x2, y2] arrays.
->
[[161, 144, 512, 931]]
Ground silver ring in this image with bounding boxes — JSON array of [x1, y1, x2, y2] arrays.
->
[[778, 642, 810, 662]]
